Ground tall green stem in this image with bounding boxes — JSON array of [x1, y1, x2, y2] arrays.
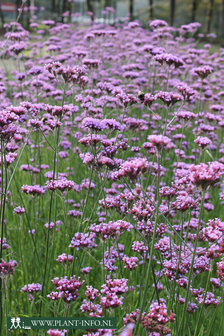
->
[[135, 147, 161, 335], [178, 189, 206, 335]]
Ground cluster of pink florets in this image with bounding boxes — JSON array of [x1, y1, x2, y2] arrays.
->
[[69, 232, 97, 250], [21, 184, 46, 195], [48, 276, 84, 303], [3, 14, 224, 336], [100, 278, 128, 309], [189, 161, 224, 188], [0, 259, 17, 276], [46, 179, 76, 192], [141, 300, 176, 335], [90, 220, 133, 239], [111, 158, 148, 180]]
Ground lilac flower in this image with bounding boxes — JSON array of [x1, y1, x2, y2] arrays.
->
[[46, 179, 75, 192], [82, 117, 105, 131], [149, 20, 168, 29], [210, 278, 221, 288], [85, 286, 99, 301], [90, 220, 133, 239], [193, 65, 213, 79], [176, 110, 196, 120], [154, 53, 184, 68], [194, 136, 212, 149], [69, 232, 97, 250], [49, 276, 84, 303], [0, 259, 17, 275], [111, 159, 148, 180], [21, 185, 46, 195], [155, 91, 183, 106], [0, 238, 10, 250], [123, 256, 138, 270], [13, 206, 25, 215], [47, 330, 67, 336], [56, 253, 73, 263], [132, 241, 148, 254], [81, 267, 92, 274], [189, 162, 224, 188], [141, 300, 175, 335], [147, 135, 174, 150], [21, 283, 42, 293]]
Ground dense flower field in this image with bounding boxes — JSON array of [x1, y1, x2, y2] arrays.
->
[[1, 17, 224, 336]]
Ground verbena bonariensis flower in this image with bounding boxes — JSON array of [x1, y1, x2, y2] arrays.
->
[[81, 267, 92, 275], [155, 91, 183, 106], [82, 117, 106, 131], [0, 259, 17, 276], [102, 246, 124, 272], [21, 185, 46, 195], [191, 288, 221, 306], [100, 278, 128, 309], [90, 220, 133, 239], [189, 161, 224, 188], [142, 93, 156, 107], [194, 136, 212, 149], [46, 62, 88, 86], [44, 221, 63, 231], [56, 253, 73, 263], [111, 158, 148, 180], [123, 256, 138, 270], [217, 259, 224, 282], [132, 241, 148, 254], [13, 206, 25, 215], [47, 330, 67, 336], [21, 283, 42, 293], [154, 53, 184, 68], [69, 232, 97, 250], [0, 238, 9, 250], [46, 179, 75, 192], [119, 323, 135, 336], [101, 278, 128, 295], [82, 117, 123, 132], [49, 276, 84, 303], [202, 218, 224, 242], [149, 19, 168, 29], [82, 58, 100, 69], [176, 110, 196, 120], [68, 210, 83, 218], [141, 300, 175, 335], [192, 65, 213, 79], [147, 134, 174, 150], [85, 286, 99, 301], [80, 299, 102, 315], [3, 17, 224, 336], [210, 278, 221, 288], [0, 110, 19, 140]]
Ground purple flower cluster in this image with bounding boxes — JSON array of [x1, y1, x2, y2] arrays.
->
[[48, 276, 84, 303], [82, 118, 123, 132], [189, 161, 224, 188], [21, 283, 42, 293], [2, 14, 224, 336], [0, 238, 9, 250], [0, 259, 17, 276], [21, 184, 46, 195], [90, 220, 133, 239], [46, 179, 76, 192], [100, 278, 128, 309], [56, 253, 73, 263], [69, 232, 97, 250]]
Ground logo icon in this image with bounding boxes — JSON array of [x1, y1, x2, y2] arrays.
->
[[9, 317, 21, 329]]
